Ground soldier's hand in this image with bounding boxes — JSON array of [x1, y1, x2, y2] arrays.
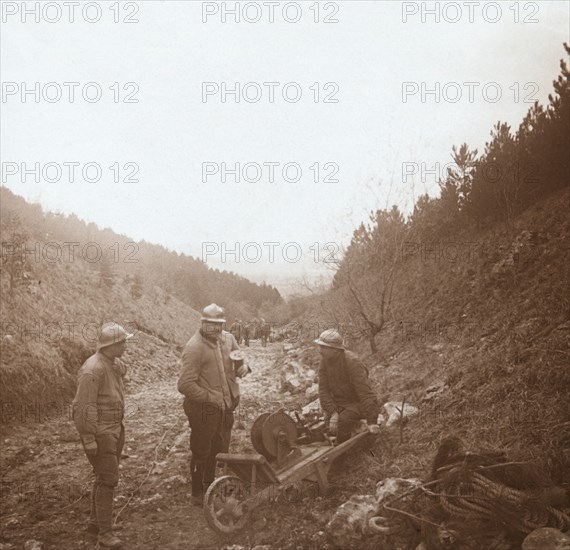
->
[[236, 364, 249, 378], [367, 424, 381, 435], [82, 437, 98, 456], [328, 412, 339, 435]]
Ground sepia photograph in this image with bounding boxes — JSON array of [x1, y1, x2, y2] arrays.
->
[[1, 1, 569, 549]]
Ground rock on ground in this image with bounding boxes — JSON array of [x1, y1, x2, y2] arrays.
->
[[326, 478, 423, 549], [375, 477, 423, 503], [383, 402, 420, 427], [326, 494, 378, 549], [522, 528, 570, 550]]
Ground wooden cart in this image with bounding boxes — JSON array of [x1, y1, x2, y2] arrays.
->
[[203, 408, 373, 535]]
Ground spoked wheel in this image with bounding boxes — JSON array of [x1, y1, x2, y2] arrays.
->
[[203, 476, 251, 535]]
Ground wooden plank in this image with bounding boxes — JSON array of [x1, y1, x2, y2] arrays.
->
[[276, 446, 330, 483], [229, 463, 251, 482], [216, 452, 267, 465], [277, 431, 370, 484], [253, 463, 280, 484], [221, 460, 280, 485], [319, 431, 369, 464], [313, 461, 329, 492], [216, 431, 371, 488], [272, 446, 319, 475]]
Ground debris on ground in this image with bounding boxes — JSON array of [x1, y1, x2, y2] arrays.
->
[[327, 437, 570, 550], [326, 494, 378, 549], [383, 402, 420, 427], [522, 527, 570, 549], [276, 344, 321, 396]]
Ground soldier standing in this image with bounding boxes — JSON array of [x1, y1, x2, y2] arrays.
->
[[73, 322, 133, 549], [177, 304, 249, 505], [229, 318, 242, 344]]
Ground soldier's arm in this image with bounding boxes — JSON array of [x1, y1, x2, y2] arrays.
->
[[117, 361, 127, 378], [348, 358, 380, 423], [318, 362, 338, 416], [73, 371, 101, 442], [177, 344, 210, 402], [230, 333, 239, 352]]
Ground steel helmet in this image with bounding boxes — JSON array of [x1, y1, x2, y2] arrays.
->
[[97, 322, 134, 351], [201, 303, 226, 323], [314, 329, 345, 350]]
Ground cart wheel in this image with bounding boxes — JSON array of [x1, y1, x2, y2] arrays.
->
[[204, 476, 251, 535]]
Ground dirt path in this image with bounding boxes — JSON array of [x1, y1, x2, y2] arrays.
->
[[0, 340, 292, 550]]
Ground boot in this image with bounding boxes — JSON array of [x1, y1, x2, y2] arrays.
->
[[190, 462, 205, 506], [204, 458, 217, 492], [96, 485, 122, 548], [86, 481, 98, 535], [190, 461, 205, 498], [97, 531, 123, 549]]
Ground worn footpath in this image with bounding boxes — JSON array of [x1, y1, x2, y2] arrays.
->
[[0, 340, 302, 550]]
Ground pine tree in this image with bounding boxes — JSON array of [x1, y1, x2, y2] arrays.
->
[[1, 212, 31, 294], [130, 272, 144, 299], [98, 252, 114, 288]]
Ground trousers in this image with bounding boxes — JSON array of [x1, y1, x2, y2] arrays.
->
[[184, 401, 234, 496], [86, 425, 125, 533], [335, 407, 362, 444]]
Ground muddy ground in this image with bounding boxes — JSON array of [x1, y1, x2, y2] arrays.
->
[[0, 340, 352, 550]]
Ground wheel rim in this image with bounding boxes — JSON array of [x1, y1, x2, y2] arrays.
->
[[203, 476, 251, 535]]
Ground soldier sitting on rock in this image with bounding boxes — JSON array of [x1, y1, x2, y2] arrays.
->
[[314, 329, 381, 443]]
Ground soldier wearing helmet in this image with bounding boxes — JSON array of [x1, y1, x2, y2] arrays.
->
[[72, 322, 133, 549], [229, 318, 243, 344], [259, 318, 271, 347], [177, 304, 249, 505], [314, 329, 381, 443]]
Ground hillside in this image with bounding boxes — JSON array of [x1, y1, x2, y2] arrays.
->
[[0, 231, 202, 405], [0, 185, 285, 405], [0, 189, 204, 405], [293, 184, 569, 491], [0, 190, 567, 550], [366, 185, 570, 482], [284, 45, 570, 510], [221, 186, 568, 549], [0, 40, 568, 550], [0, 186, 282, 322]]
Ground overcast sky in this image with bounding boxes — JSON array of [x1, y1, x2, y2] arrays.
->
[[2, 1, 569, 293]]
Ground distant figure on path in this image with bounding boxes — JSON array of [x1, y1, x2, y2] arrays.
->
[[260, 318, 271, 347], [229, 318, 243, 344]]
